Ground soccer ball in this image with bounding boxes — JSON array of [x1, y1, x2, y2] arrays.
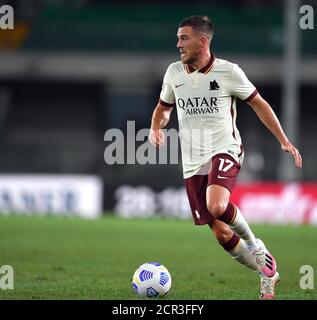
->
[[132, 262, 172, 297]]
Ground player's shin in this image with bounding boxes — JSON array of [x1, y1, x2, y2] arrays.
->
[[218, 203, 257, 249], [229, 238, 260, 272], [218, 233, 258, 272]]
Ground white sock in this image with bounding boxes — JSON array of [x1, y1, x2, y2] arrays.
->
[[229, 206, 257, 249], [228, 238, 259, 272]]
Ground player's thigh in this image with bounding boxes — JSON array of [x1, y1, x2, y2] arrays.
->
[[208, 153, 241, 192], [206, 153, 241, 217]]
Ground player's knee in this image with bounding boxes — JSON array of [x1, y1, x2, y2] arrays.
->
[[207, 201, 227, 218]]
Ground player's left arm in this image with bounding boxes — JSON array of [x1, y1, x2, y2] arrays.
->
[[247, 93, 302, 168]]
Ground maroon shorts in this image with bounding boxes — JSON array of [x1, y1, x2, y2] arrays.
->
[[184, 153, 241, 225]]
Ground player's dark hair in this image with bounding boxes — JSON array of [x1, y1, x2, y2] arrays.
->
[[179, 15, 214, 40]]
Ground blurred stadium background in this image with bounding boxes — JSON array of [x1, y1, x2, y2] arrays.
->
[[0, 0, 316, 224], [0, 0, 317, 301]]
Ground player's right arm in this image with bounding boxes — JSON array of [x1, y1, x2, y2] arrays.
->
[[150, 64, 175, 148], [149, 102, 173, 148]]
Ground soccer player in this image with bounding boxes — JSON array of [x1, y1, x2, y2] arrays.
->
[[149, 15, 302, 300]]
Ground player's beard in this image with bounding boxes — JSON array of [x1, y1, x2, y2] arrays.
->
[[181, 50, 200, 65]]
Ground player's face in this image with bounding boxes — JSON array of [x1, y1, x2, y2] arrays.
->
[[177, 26, 202, 64]]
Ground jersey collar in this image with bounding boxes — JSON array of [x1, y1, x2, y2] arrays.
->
[[185, 53, 215, 74]]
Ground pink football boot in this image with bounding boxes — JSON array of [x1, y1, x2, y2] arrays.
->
[[251, 239, 277, 277]]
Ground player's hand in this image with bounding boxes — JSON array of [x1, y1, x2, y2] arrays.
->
[[281, 141, 302, 168], [149, 128, 165, 148]]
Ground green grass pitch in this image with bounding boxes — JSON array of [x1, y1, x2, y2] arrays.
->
[[0, 214, 316, 300]]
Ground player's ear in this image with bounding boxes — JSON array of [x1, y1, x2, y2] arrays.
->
[[200, 35, 208, 47]]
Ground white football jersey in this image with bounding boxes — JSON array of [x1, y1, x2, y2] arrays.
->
[[159, 55, 258, 179]]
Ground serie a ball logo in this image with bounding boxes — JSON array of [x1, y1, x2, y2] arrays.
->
[[132, 262, 172, 297]]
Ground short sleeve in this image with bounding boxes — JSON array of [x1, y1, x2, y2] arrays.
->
[[159, 65, 176, 107], [231, 64, 258, 102]]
